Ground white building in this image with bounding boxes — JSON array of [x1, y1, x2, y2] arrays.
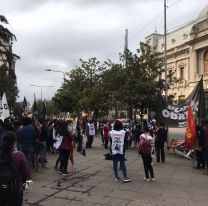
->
[[145, 5, 208, 104]]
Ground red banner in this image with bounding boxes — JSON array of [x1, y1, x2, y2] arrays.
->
[[185, 105, 196, 150]]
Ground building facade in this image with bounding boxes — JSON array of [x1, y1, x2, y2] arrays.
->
[[145, 5, 208, 104]]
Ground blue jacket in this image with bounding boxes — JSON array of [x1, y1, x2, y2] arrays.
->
[[17, 124, 37, 145]]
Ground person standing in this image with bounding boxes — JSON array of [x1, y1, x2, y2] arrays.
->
[[110, 120, 132, 183], [103, 121, 110, 149], [57, 121, 73, 175], [86, 118, 95, 148], [0, 131, 30, 206], [200, 120, 208, 175], [138, 126, 155, 182], [155, 122, 166, 163], [17, 117, 37, 170]]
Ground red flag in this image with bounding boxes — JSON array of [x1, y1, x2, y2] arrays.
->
[[185, 105, 196, 150]]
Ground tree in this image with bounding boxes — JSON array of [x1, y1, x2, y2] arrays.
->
[[0, 15, 19, 106]]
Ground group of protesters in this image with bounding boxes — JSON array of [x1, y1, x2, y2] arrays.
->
[[1, 114, 208, 206]]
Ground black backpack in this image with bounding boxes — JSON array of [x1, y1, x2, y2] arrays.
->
[[0, 157, 19, 204]]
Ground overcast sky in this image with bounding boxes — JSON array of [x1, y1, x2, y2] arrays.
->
[[0, 0, 207, 103]]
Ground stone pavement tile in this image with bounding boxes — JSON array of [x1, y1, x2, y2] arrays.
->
[[162, 190, 188, 199], [104, 196, 130, 206], [188, 200, 208, 206], [67, 183, 93, 192], [166, 178, 191, 186], [131, 189, 164, 203], [73, 192, 109, 205], [24, 186, 59, 205], [38, 197, 71, 206], [189, 192, 208, 203], [63, 200, 101, 206], [108, 189, 138, 200], [158, 197, 188, 206], [54, 190, 83, 200], [163, 184, 189, 194], [126, 200, 155, 206], [90, 186, 113, 196]]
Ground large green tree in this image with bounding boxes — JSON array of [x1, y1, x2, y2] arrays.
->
[[0, 15, 19, 106]]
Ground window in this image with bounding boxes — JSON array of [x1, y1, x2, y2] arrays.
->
[[179, 67, 184, 79], [205, 51, 208, 73], [168, 69, 172, 81]]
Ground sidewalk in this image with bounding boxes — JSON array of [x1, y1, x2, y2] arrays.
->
[[24, 137, 208, 206]]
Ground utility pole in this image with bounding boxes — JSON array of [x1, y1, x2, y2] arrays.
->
[[164, 0, 168, 102]]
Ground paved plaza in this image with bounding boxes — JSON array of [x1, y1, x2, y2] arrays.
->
[[24, 136, 208, 206]]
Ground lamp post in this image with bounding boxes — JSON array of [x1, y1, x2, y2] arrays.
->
[[30, 84, 54, 100], [45, 68, 66, 79]]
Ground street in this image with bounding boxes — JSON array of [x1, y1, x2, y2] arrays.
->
[[24, 135, 208, 206]]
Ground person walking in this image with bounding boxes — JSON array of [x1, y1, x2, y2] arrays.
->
[[138, 125, 155, 182], [110, 120, 132, 183], [0, 131, 30, 206]]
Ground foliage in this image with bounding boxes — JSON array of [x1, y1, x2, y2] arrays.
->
[[0, 66, 18, 106], [0, 15, 19, 107], [52, 43, 177, 120]]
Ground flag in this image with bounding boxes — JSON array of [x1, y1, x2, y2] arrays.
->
[[32, 93, 37, 114], [185, 105, 196, 150], [21, 96, 29, 116], [157, 76, 206, 127], [0, 92, 10, 121]]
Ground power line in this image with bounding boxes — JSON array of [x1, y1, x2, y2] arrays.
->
[[106, 0, 184, 59]]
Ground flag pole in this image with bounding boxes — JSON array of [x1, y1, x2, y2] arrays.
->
[[164, 0, 168, 102]]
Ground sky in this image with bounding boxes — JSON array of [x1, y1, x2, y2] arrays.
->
[[0, 0, 207, 103]]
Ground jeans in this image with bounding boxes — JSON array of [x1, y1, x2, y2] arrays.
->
[[141, 155, 154, 179], [112, 154, 127, 178], [19, 144, 34, 170]]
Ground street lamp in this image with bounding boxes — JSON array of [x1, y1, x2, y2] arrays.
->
[[30, 84, 54, 100], [45, 68, 66, 79]]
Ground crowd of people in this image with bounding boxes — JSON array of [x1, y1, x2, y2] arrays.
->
[[0, 115, 208, 205]]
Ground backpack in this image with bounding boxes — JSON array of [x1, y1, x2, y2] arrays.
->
[[0, 157, 19, 204], [138, 135, 152, 156]]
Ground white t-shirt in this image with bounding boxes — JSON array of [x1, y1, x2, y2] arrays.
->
[[110, 129, 126, 155], [88, 123, 95, 136]]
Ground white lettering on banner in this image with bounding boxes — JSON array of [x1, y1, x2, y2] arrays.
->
[[162, 100, 199, 121], [162, 109, 170, 118], [4, 104, 8, 110], [178, 113, 186, 120], [170, 112, 178, 120]]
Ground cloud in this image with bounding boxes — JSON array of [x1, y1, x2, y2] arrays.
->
[[0, 0, 207, 103]]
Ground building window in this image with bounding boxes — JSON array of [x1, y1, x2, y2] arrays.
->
[[205, 51, 208, 73], [178, 95, 185, 104], [168, 69, 172, 82], [179, 67, 184, 79]]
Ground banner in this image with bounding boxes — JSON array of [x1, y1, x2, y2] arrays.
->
[[0, 93, 10, 121], [21, 96, 29, 116], [185, 105, 196, 150], [158, 77, 206, 127]]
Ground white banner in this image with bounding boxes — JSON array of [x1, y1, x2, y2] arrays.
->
[[0, 93, 10, 121]]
